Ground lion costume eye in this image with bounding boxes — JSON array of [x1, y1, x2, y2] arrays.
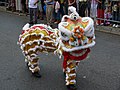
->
[[60, 32, 69, 41], [61, 32, 67, 37]]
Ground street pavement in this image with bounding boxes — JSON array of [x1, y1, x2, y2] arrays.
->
[[0, 8, 120, 90]]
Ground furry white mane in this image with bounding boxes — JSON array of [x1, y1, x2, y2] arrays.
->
[[61, 6, 80, 22]]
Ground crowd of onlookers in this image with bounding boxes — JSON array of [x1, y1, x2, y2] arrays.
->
[[0, 0, 120, 27]]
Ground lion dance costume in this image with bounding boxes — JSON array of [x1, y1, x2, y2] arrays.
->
[[18, 6, 95, 90]]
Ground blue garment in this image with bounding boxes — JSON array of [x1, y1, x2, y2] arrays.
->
[[54, 9, 60, 20], [46, 0, 54, 5], [60, 3, 64, 16], [43, 5, 46, 13]]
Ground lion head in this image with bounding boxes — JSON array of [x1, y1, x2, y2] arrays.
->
[[58, 7, 95, 52]]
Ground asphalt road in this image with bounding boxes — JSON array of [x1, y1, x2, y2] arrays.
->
[[0, 11, 120, 90]]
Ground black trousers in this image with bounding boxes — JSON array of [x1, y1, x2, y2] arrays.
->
[[79, 2, 87, 17], [29, 8, 38, 24]]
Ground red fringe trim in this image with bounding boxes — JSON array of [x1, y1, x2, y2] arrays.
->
[[63, 48, 90, 69]]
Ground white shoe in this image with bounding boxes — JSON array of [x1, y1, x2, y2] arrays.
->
[[100, 23, 104, 25], [115, 24, 118, 28], [96, 23, 99, 26], [113, 24, 116, 27]]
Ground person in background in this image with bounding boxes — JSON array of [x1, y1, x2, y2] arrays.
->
[[104, 6, 112, 26], [41, 0, 45, 15], [54, 0, 61, 24], [116, 1, 120, 28], [79, 0, 87, 17], [104, 0, 111, 14], [90, 0, 101, 26], [64, 0, 68, 14], [44, 0, 54, 26], [26, 0, 39, 24], [97, 0, 105, 25], [38, 0, 44, 20], [86, 0, 91, 17], [68, 0, 77, 8], [68, 0, 77, 9], [60, 0, 65, 17], [11, 0, 16, 12], [118, 1, 120, 26], [15, 0, 22, 15], [112, 1, 118, 27], [21, 0, 27, 14], [6, 0, 12, 11]]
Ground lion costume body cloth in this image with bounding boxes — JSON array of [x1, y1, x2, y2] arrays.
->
[[18, 7, 95, 86]]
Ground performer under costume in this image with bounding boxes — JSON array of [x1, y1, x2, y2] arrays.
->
[[58, 6, 95, 89], [18, 6, 95, 90], [18, 24, 60, 77]]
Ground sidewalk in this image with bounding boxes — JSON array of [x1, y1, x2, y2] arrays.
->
[[96, 25, 120, 35], [0, 6, 26, 16], [0, 6, 120, 35]]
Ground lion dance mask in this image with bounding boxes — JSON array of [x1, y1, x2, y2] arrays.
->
[[18, 6, 95, 90]]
